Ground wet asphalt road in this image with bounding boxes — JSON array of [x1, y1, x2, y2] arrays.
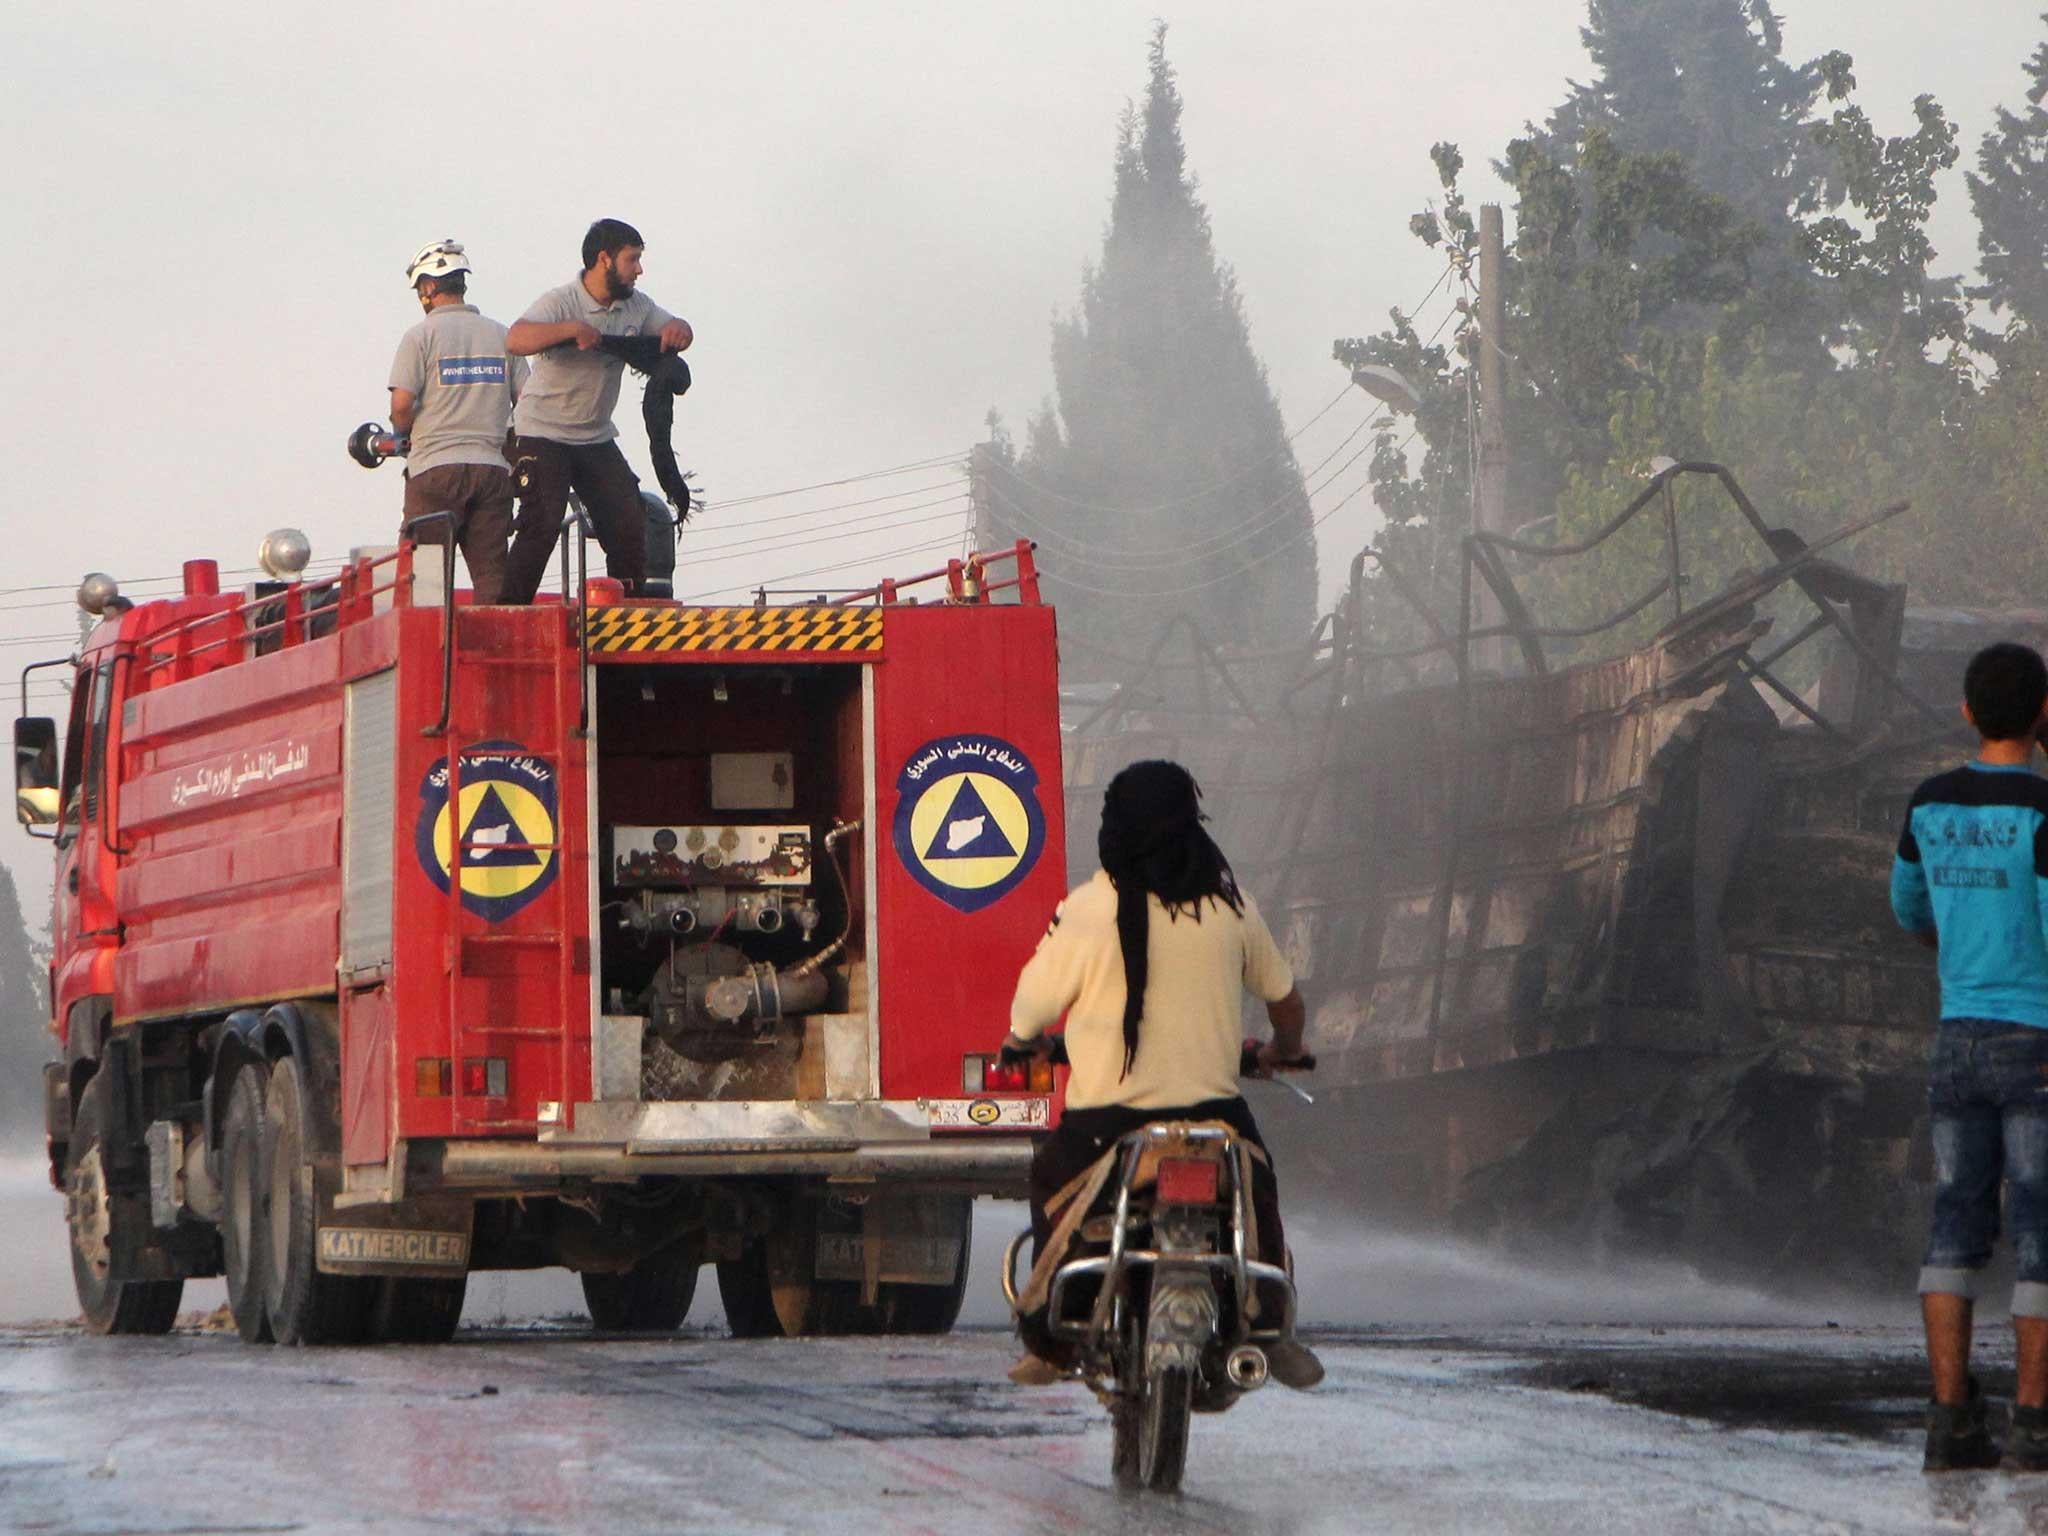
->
[[4, 1321, 2044, 1536]]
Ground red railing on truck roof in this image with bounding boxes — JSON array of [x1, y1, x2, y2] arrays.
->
[[122, 535, 1042, 691], [838, 540, 1041, 607], [132, 544, 425, 690]]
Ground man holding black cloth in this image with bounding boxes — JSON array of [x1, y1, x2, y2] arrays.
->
[[500, 218, 693, 603]]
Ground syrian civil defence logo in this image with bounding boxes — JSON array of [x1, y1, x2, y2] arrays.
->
[[414, 741, 559, 922], [892, 734, 1045, 914]]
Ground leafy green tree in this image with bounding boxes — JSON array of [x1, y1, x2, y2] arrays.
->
[[1333, 127, 1760, 659], [984, 25, 1316, 673], [1968, 15, 2048, 350], [1802, 56, 1965, 370], [1334, 6, 1984, 672]]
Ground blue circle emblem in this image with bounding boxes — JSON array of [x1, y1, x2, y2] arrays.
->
[[414, 740, 560, 922], [892, 734, 1045, 914]]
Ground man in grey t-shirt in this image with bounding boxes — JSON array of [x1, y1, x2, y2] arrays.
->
[[499, 218, 693, 603], [388, 239, 527, 603]]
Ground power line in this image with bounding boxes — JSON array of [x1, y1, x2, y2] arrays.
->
[[683, 501, 971, 567], [1046, 456, 1383, 601], [0, 560, 353, 618], [688, 475, 968, 534], [708, 452, 966, 510], [681, 529, 969, 603], [979, 403, 1377, 573], [984, 381, 1355, 519]]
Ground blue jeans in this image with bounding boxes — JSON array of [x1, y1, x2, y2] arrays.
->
[[1922, 1017, 2048, 1317]]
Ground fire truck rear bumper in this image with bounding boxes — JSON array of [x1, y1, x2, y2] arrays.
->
[[422, 1137, 1035, 1194], [417, 1100, 1039, 1195]]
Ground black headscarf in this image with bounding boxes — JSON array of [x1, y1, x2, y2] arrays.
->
[[1096, 760, 1242, 1079]]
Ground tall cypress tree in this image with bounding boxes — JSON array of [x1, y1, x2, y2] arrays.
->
[[984, 26, 1316, 673], [1968, 15, 2048, 349], [1543, 0, 1834, 234]]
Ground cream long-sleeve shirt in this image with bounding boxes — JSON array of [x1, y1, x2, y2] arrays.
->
[[1009, 870, 1295, 1110]]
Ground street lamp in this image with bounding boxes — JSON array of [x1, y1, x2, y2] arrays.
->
[[1350, 364, 1423, 415]]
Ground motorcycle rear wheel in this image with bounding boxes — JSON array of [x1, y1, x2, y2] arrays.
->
[[1139, 1364, 1193, 1492], [1110, 1392, 1143, 1489]]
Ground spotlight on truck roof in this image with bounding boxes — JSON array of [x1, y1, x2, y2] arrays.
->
[[77, 573, 120, 615], [259, 528, 313, 580]]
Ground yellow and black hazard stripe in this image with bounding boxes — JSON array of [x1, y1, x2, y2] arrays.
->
[[584, 605, 884, 655]]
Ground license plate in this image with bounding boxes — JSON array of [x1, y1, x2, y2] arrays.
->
[[317, 1227, 470, 1270], [924, 1097, 1050, 1129], [814, 1233, 960, 1285]]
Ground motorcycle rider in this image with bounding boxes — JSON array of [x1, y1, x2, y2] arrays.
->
[[1003, 758, 1324, 1389]]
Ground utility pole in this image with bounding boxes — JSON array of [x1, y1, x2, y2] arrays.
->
[[967, 445, 994, 555], [1473, 203, 1509, 674]]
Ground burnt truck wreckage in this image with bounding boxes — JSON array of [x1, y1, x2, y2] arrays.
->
[[1066, 463, 1980, 1291]]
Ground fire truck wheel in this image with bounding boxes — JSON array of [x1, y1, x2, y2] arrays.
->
[[581, 1238, 702, 1332], [220, 1065, 273, 1344], [876, 1196, 974, 1335], [369, 1276, 468, 1344], [261, 1053, 375, 1346], [715, 1213, 870, 1338], [713, 1249, 786, 1338], [65, 1081, 184, 1336]]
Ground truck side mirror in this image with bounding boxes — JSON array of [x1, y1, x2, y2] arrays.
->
[[15, 716, 58, 828]]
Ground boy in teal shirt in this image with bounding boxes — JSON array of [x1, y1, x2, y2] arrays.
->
[[1894, 641, 2048, 1471]]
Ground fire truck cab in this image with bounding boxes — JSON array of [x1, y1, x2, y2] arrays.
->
[[15, 532, 1062, 1343]]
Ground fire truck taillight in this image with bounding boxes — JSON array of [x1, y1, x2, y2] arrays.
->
[[462, 1058, 508, 1099], [964, 1054, 1054, 1094], [414, 1058, 453, 1097]]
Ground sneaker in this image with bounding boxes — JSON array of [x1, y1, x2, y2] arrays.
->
[[1266, 1338, 1325, 1391], [1008, 1352, 1065, 1387], [2006, 1405, 2048, 1472], [1925, 1382, 1999, 1472]]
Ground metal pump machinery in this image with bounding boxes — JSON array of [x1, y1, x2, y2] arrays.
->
[[605, 751, 856, 1061]]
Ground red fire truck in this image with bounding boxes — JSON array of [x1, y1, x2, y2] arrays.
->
[[13, 532, 1063, 1343]]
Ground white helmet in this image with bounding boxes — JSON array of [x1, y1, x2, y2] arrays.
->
[[405, 239, 472, 287]]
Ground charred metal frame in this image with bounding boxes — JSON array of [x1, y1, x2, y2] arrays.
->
[[1065, 462, 1934, 1048]]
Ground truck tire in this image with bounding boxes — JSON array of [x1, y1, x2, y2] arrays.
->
[[220, 1065, 273, 1344], [716, 1230, 863, 1337], [582, 1239, 702, 1332], [370, 1277, 468, 1344], [65, 1083, 183, 1336], [262, 1053, 374, 1346], [715, 1246, 791, 1338], [876, 1194, 973, 1335], [714, 1209, 872, 1339]]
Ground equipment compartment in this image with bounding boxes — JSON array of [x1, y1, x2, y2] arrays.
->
[[592, 663, 868, 1103]]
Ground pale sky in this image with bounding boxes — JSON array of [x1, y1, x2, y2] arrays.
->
[[1, 0, 2039, 899]]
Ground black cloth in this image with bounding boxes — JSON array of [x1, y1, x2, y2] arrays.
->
[[500, 436, 647, 603], [593, 335, 693, 518]]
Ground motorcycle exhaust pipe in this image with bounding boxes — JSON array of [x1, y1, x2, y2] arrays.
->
[[1224, 1345, 1269, 1391]]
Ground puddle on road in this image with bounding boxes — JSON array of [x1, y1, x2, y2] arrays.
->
[[1503, 1345, 1938, 1442], [689, 1376, 1093, 1441]]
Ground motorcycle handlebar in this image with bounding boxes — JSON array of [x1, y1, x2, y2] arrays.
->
[[1240, 1039, 1316, 1077]]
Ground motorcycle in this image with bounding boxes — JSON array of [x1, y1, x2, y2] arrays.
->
[[1000, 1037, 1314, 1493]]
